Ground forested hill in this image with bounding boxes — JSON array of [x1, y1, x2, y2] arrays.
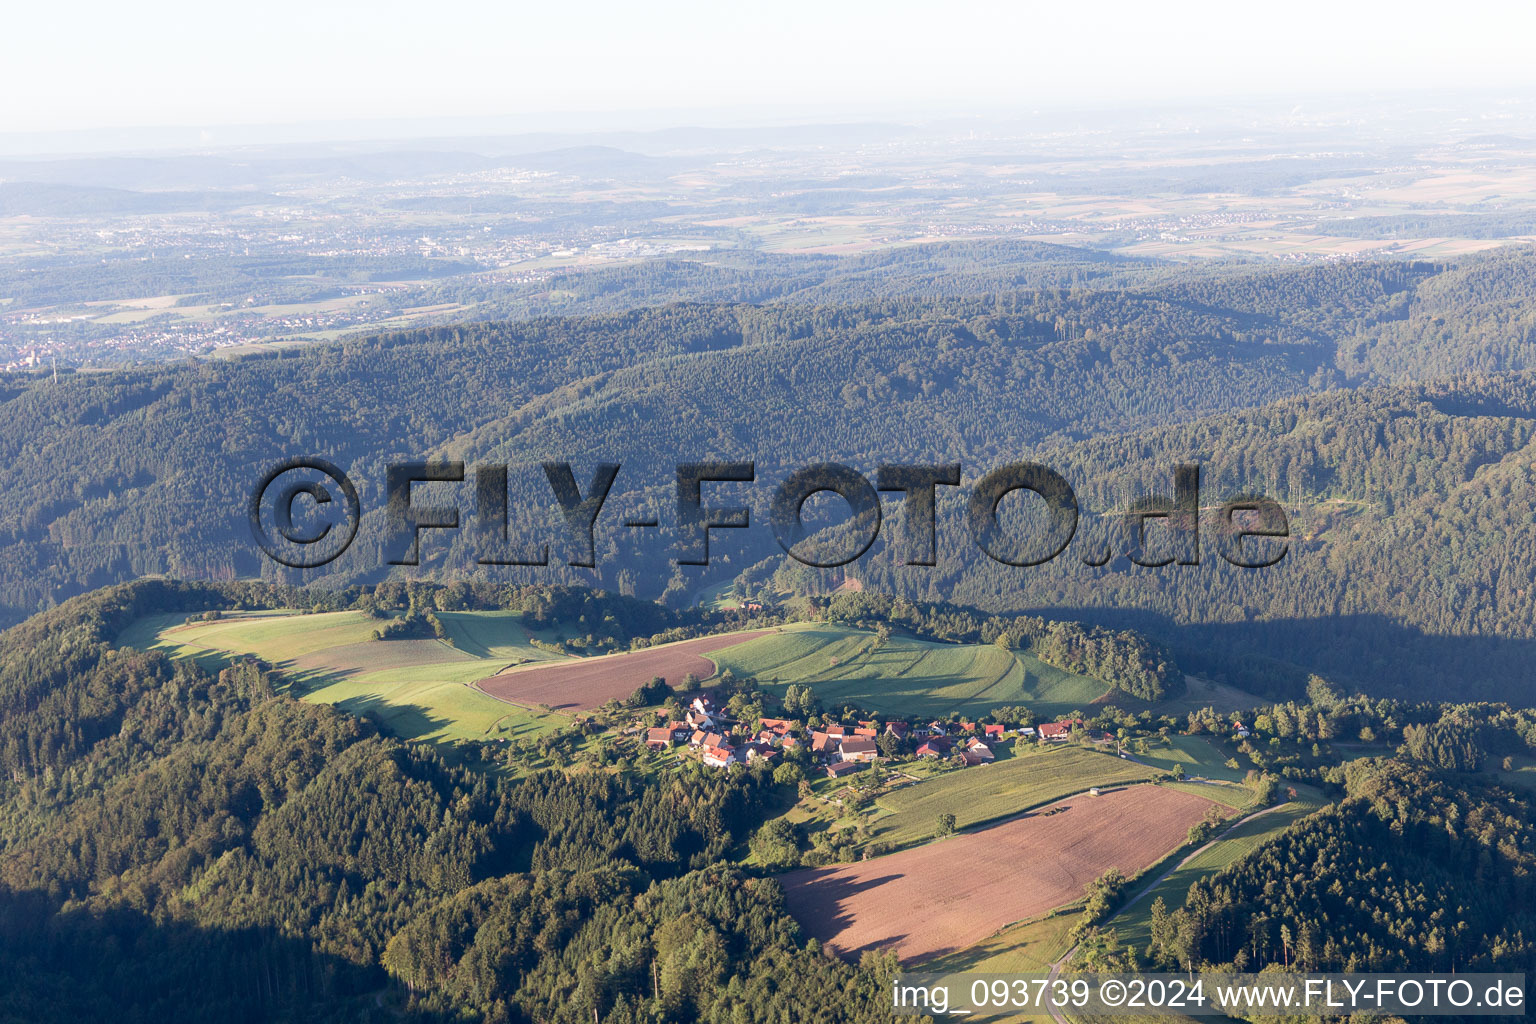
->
[[3, 580, 1536, 1019], [0, 581, 902, 1023], [847, 372, 1536, 700], [0, 252, 1534, 702]]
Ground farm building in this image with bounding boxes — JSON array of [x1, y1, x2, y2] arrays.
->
[[915, 736, 953, 758], [824, 759, 866, 779], [656, 719, 689, 741], [1038, 720, 1082, 741], [645, 727, 675, 751], [961, 738, 995, 766], [838, 737, 878, 762]]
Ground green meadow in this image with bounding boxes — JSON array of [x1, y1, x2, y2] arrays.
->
[[1133, 734, 1251, 783], [711, 623, 1109, 718], [866, 745, 1159, 848], [123, 608, 574, 749]]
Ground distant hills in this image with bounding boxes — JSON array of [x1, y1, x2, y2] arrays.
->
[[0, 181, 276, 216], [1, 251, 1535, 701]]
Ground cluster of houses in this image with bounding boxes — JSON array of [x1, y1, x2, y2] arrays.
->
[[810, 721, 881, 779], [644, 695, 797, 768], [643, 697, 1101, 778]]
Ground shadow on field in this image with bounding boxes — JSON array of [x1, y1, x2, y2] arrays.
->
[[332, 692, 455, 749], [781, 868, 913, 958]]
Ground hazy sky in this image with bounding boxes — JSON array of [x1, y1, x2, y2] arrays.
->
[[6, 0, 1536, 136]]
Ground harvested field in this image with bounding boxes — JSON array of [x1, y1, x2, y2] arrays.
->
[[474, 630, 776, 710], [781, 784, 1215, 963]]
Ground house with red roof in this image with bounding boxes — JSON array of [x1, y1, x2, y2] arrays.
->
[[961, 737, 995, 765], [1038, 720, 1081, 741]]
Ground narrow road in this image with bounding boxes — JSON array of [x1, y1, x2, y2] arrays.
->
[[1040, 799, 1295, 1024]]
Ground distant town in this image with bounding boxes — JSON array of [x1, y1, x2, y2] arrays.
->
[[6, 103, 1536, 369]]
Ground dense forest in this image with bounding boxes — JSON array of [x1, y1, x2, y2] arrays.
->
[[3, 252, 1536, 709], [3, 580, 1535, 1020], [1140, 758, 1536, 976], [0, 580, 905, 1023]]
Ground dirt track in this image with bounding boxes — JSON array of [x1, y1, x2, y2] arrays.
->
[[781, 783, 1214, 963], [474, 630, 774, 711]]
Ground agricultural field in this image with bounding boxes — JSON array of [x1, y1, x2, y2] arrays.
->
[[474, 628, 777, 711], [433, 610, 570, 665], [711, 624, 1109, 719], [1162, 780, 1254, 809], [781, 784, 1217, 963], [925, 910, 1082, 975], [1111, 786, 1327, 952], [865, 745, 1159, 849], [913, 912, 1087, 1024], [122, 608, 575, 748], [1130, 734, 1250, 783]]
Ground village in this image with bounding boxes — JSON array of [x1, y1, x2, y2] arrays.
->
[[639, 692, 1251, 777]]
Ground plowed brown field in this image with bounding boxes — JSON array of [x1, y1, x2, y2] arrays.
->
[[781, 783, 1215, 962], [474, 630, 775, 711]]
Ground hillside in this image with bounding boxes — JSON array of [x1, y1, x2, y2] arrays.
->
[[0, 581, 899, 1024], [124, 608, 572, 748], [5, 579, 1536, 1020], [1, 254, 1535, 702]]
